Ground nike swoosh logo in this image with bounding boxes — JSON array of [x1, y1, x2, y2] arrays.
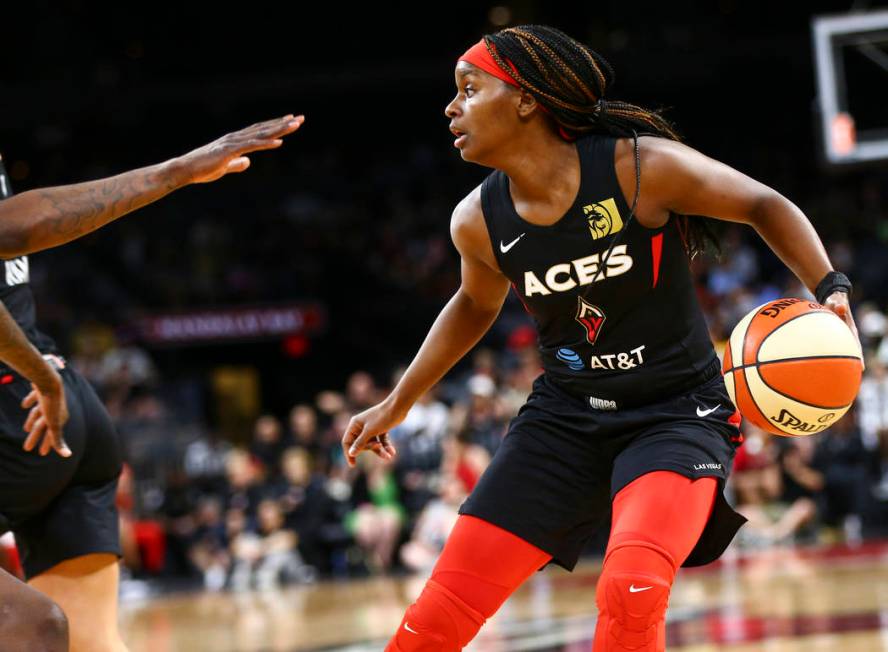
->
[[629, 584, 653, 593], [404, 623, 419, 634], [696, 404, 720, 418], [500, 233, 526, 253]]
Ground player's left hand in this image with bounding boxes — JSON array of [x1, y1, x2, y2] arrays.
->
[[21, 376, 71, 458], [177, 114, 305, 184], [342, 399, 403, 468], [824, 290, 864, 369]]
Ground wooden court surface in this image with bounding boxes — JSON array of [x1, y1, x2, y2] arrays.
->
[[121, 541, 888, 651]]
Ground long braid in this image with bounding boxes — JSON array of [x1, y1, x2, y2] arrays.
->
[[484, 25, 720, 260]]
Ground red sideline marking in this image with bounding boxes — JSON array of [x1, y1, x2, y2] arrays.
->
[[550, 540, 888, 647], [651, 233, 663, 288], [551, 540, 888, 591], [669, 610, 884, 647], [681, 539, 888, 576]]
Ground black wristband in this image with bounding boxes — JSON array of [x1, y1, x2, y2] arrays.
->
[[815, 271, 852, 305]]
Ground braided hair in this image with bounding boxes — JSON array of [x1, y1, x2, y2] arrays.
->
[[484, 25, 720, 260]]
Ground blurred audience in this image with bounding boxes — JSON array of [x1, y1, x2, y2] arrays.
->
[[729, 405, 878, 548], [7, 154, 884, 588]]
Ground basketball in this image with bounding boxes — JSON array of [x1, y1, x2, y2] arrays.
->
[[722, 298, 863, 437]]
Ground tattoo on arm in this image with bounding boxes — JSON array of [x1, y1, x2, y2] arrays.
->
[[26, 162, 183, 251], [0, 160, 188, 256]]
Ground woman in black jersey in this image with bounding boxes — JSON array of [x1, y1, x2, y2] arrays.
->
[[341, 26, 860, 652], [0, 115, 302, 652]]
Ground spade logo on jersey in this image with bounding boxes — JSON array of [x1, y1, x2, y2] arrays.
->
[[575, 298, 606, 345], [583, 198, 624, 240]]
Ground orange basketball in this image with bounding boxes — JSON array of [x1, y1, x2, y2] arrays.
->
[[722, 298, 863, 437]]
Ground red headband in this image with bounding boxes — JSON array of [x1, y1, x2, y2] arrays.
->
[[458, 39, 519, 88], [457, 38, 576, 142]]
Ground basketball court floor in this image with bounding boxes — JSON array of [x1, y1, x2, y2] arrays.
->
[[121, 540, 888, 651]]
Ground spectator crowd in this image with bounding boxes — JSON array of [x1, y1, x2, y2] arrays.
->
[[6, 134, 888, 593], [68, 226, 888, 590]]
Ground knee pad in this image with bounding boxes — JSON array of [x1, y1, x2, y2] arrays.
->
[[386, 579, 485, 652], [594, 541, 675, 652]]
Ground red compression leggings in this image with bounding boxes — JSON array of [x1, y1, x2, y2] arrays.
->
[[386, 471, 716, 652]]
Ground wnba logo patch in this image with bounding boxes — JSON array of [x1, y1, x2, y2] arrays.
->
[[583, 198, 624, 240], [589, 395, 618, 410], [575, 298, 606, 345]]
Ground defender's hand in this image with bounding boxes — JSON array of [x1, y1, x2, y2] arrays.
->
[[178, 115, 304, 184], [341, 400, 404, 468], [22, 374, 71, 458]]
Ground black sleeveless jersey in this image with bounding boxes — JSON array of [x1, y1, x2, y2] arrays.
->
[[480, 135, 719, 410], [0, 161, 58, 353]]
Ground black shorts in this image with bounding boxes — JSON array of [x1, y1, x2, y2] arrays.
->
[[459, 372, 746, 571], [0, 363, 122, 578]]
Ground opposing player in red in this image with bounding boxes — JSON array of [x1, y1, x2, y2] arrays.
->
[[342, 26, 859, 651]]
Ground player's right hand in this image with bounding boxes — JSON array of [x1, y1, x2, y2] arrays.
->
[[21, 375, 71, 458], [176, 114, 305, 184], [824, 290, 864, 370], [341, 400, 405, 468]]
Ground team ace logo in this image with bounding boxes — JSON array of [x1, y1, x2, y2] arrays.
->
[[523, 245, 633, 296], [770, 408, 836, 434], [583, 198, 624, 240], [575, 298, 606, 345]]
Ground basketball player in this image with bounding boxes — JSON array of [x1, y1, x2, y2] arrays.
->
[[342, 26, 859, 651], [0, 113, 303, 652]]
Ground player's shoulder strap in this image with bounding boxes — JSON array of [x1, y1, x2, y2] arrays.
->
[[577, 133, 621, 195], [479, 170, 510, 250]]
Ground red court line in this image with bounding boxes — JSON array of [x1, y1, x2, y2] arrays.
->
[[681, 539, 888, 575], [549, 539, 888, 589], [669, 610, 884, 647]]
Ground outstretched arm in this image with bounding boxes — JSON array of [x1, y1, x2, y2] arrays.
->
[[631, 137, 857, 340], [0, 114, 304, 257], [0, 301, 69, 457]]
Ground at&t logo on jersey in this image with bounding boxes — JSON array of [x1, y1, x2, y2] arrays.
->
[[556, 345, 647, 373], [590, 345, 646, 371], [556, 348, 585, 371], [583, 198, 624, 240], [575, 298, 606, 345], [523, 245, 633, 297]]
